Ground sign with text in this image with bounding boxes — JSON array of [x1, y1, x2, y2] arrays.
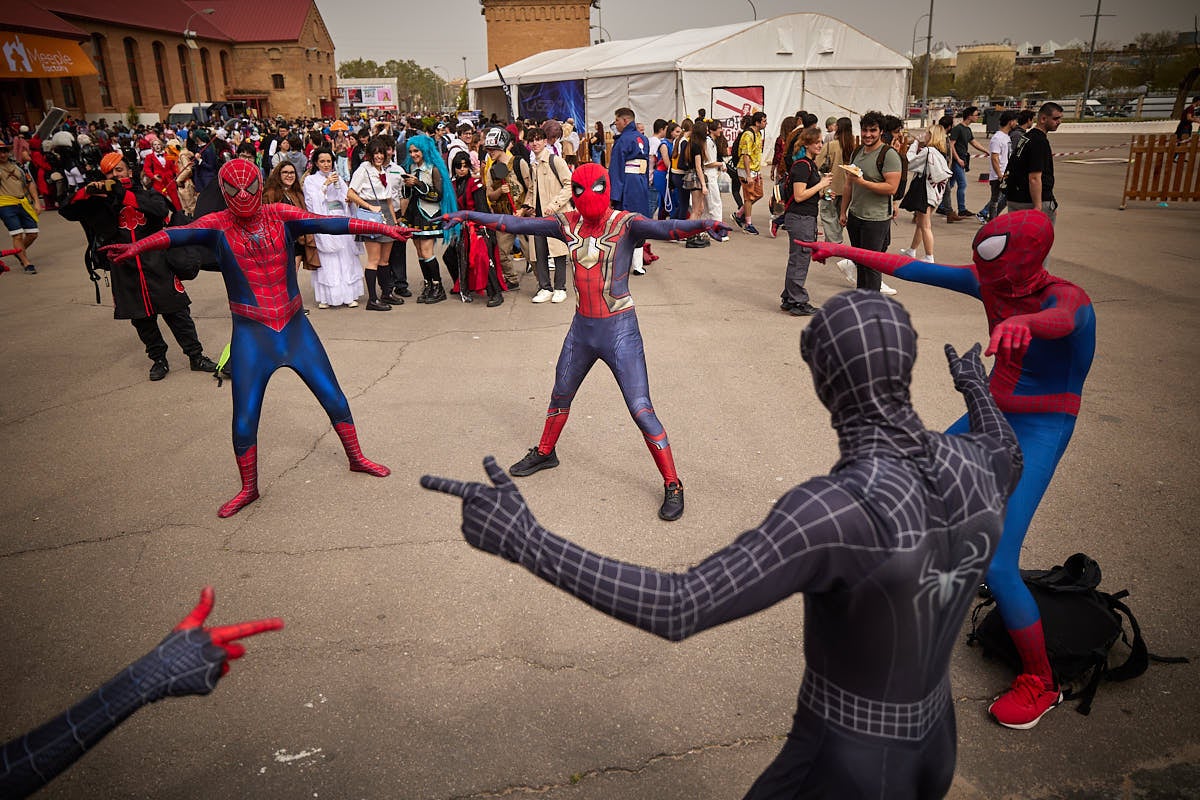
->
[[0, 32, 97, 79], [710, 86, 764, 155]]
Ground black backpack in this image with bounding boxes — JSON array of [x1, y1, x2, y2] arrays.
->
[[850, 143, 908, 205], [968, 553, 1187, 715]]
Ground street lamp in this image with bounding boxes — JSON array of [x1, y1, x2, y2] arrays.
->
[[589, 24, 612, 44], [746, 0, 757, 20], [183, 7, 214, 114], [920, 0, 935, 126], [431, 65, 449, 113], [909, 13, 930, 112]]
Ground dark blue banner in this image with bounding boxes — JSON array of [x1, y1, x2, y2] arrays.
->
[[518, 80, 586, 125]]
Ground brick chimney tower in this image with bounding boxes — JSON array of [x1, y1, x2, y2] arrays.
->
[[481, 0, 592, 70]]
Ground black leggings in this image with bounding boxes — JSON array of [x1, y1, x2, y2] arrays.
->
[[744, 703, 956, 800]]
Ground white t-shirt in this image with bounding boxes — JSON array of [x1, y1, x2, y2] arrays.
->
[[349, 162, 389, 203], [648, 135, 662, 171], [988, 132, 1011, 181]]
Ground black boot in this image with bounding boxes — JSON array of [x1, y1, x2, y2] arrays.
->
[[149, 357, 170, 381], [416, 280, 431, 304], [189, 354, 219, 372], [486, 293, 503, 307], [426, 281, 447, 304]]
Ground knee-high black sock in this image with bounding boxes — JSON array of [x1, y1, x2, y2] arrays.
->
[[378, 262, 394, 295], [365, 268, 378, 301], [421, 257, 442, 284]]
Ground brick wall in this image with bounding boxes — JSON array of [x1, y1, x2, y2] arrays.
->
[[230, 6, 337, 118], [483, 0, 590, 70]]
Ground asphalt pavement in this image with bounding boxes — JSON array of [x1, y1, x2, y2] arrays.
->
[[1, 130, 1197, 799]]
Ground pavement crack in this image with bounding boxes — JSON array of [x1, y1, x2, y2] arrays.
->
[[1, 379, 145, 426], [445, 735, 784, 798], [227, 538, 456, 556]]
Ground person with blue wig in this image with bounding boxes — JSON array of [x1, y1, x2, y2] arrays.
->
[[402, 133, 458, 303]]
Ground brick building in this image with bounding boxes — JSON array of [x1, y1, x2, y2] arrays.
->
[[481, 0, 590, 71], [1, 0, 337, 127]]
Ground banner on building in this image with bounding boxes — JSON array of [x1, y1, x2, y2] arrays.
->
[[518, 80, 586, 126], [710, 86, 764, 153], [337, 84, 397, 110], [0, 32, 97, 79]]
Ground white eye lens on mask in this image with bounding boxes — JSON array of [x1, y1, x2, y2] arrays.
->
[[975, 233, 1008, 262], [591, 180, 605, 193]]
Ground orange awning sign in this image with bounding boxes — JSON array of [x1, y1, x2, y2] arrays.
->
[[0, 32, 97, 79]]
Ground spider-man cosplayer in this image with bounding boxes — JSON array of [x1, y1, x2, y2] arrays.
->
[[423, 291, 1022, 799], [444, 163, 724, 521], [103, 159, 412, 518], [802, 210, 1096, 729], [0, 587, 281, 798]]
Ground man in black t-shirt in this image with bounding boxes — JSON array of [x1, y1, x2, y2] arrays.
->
[[1004, 103, 1063, 225], [946, 107, 989, 219]]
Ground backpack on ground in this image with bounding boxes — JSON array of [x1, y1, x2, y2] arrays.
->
[[967, 553, 1187, 715]]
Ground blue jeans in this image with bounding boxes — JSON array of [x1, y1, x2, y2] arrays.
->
[[951, 162, 967, 213]]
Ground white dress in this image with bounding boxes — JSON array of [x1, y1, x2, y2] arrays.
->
[[303, 171, 363, 306]]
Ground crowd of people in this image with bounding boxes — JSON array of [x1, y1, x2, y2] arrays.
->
[[0, 91, 1111, 799]]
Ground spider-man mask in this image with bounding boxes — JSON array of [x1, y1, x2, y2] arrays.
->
[[571, 163, 611, 222], [219, 159, 262, 219], [971, 210, 1055, 298]]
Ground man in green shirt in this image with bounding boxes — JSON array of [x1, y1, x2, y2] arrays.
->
[[838, 111, 902, 291]]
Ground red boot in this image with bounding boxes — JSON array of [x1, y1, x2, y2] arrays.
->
[[643, 243, 659, 263], [334, 422, 390, 477], [218, 446, 260, 518]]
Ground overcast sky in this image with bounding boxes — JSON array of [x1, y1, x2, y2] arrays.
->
[[317, 0, 1193, 78]]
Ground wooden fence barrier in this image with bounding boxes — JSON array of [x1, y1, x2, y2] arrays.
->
[[1121, 134, 1200, 209]]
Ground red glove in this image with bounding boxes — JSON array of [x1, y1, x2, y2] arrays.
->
[[985, 318, 1033, 359], [99, 243, 136, 263], [173, 586, 284, 676], [793, 240, 848, 264], [385, 225, 415, 242]]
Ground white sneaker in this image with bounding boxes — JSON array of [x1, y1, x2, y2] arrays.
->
[[532, 289, 553, 303], [922, 254, 935, 263], [551, 289, 567, 303], [836, 259, 856, 285], [899, 248, 916, 258], [880, 281, 898, 296], [631, 265, 647, 275]]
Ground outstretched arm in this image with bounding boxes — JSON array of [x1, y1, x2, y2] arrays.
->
[[801, 239, 982, 298], [629, 215, 727, 242], [275, 205, 411, 242], [0, 588, 281, 798], [422, 458, 877, 643], [945, 343, 1022, 495], [99, 218, 223, 264], [443, 210, 565, 241], [985, 283, 1092, 358]]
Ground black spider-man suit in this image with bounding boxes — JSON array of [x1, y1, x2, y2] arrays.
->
[[0, 588, 280, 798], [424, 291, 1022, 798]]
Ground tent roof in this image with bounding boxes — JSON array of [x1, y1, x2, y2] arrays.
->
[[471, 13, 908, 89]]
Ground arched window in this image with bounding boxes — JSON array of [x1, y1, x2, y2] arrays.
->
[[90, 34, 112, 107], [152, 41, 169, 105], [319, 74, 324, 91], [178, 45, 193, 102], [123, 38, 143, 106], [199, 48, 213, 99], [61, 78, 78, 107], [307, 73, 313, 90], [219, 50, 231, 90]]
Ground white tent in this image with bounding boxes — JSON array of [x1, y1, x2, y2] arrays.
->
[[469, 13, 909, 134]]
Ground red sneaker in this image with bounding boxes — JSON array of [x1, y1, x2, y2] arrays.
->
[[988, 673, 1062, 729]]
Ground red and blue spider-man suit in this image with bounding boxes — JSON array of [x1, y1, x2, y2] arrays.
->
[[803, 209, 1096, 728], [103, 159, 411, 518], [444, 163, 722, 520]]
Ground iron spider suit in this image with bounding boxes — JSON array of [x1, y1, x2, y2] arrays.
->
[[103, 160, 411, 518], [803, 210, 1096, 726], [0, 587, 281, 798], [444, 163, 721, 521], [423, 291, 1022, 798]]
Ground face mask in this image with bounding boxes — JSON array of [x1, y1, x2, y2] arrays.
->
[[218, 158, 263, 219], [570, 163, 611, 222]]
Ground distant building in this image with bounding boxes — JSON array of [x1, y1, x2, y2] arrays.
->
[[481, 0, 590, 70], [0, 0, 337, 127], [956, 44, 1017, 80]]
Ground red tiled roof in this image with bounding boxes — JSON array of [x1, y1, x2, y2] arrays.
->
[[183, 0, 316, 43], [37, 0, 233, 41], [6, 4, 90, 39]]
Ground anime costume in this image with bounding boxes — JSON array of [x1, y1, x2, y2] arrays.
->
[[803, 210, 1096, 728], [59, 178, 216, 377], [445, 166, 505, 305], [103, 159, 409, 518], [0, 588, 280, 798], [422, 291, 1022, 798], [608, 119, 653, 272], [403, 134, 458, 303], [445, 163, 719, 520], [143, 150, 181, 210]]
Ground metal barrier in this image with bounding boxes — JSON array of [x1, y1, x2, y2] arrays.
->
[[1120, 134, 1200, 209]]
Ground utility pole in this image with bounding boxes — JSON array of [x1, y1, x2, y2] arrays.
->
[[1081, 0, 1116, 100], [920, 0, 934, 126]]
